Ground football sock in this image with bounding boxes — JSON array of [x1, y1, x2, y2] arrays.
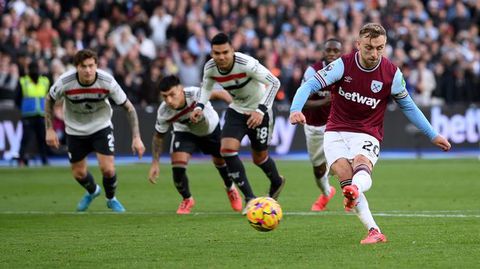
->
[[172, 167, 191, 199], [256, 156, 282, 186], [215, 164, 234, 189], [315, 174, 331, 196], [340, 179, 352, 189], [352, 164, 372, 193], [75, 171, 97, 194], [354, 193, 380, 232], [102, 174, 118, 199], [222, 155, 255, 200]]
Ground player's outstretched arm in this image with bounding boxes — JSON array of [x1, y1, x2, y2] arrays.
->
[[289, 111, 306, 125], [432, 135, 451, 151], [123, 99, 145, 158], [45, 94, 60, 149], [148, 132, 165, 184]]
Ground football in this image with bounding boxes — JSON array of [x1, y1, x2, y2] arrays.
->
[[245, 197, 283, 232]]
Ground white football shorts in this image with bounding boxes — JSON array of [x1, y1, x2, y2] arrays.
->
[[304, 124, 327, 167], [324, 131, 380, 169]]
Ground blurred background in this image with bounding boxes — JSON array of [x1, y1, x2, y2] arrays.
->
[[0, 0, 479, 165]]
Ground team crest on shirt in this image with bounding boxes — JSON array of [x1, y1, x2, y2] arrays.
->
[[371, 80, 383, 93]]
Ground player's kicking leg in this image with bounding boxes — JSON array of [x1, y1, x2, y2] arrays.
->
[[351, 157, 386, 244], [326, 131, 386, 244]]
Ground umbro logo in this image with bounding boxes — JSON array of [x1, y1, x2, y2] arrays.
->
[[344, 76, 353, 83]]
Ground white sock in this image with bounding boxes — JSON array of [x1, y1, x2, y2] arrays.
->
[[315, 174, 331, 196], [354, 193, 380, 232], [352, 170, 372, 193]]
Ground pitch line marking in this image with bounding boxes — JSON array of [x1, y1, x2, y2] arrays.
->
[[0, 210, 479, 218]]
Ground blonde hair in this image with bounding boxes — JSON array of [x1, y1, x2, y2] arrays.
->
[[359, 23, 386, 39]]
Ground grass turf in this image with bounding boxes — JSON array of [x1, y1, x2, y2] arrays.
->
[[0, 159, 479, 268]]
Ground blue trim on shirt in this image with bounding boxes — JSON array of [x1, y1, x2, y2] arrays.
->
[[395, 94, 438, 140], [290, 78, 322, 112]]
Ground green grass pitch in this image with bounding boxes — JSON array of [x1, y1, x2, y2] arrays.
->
[[1, 159, 479, 268]]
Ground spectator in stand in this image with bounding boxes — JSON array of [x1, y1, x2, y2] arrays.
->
[[186, 24, 211, 58], [0, 0, 479, 107], [0, 52, 18, 109], [139, 61, 162, 107], [170, 41, 205, 87], [35, 18, 59, 52], [409, 60, 437, 106], [149, 6, 172, 49]]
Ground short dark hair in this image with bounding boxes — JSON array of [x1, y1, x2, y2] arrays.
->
[[159, 75, 181, 92], [211, 33, 231, 46], [73, 49, 98, 66], [359, 23, 386, 39], [325, 38, 342, 46]]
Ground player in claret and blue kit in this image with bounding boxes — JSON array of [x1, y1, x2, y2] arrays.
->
[[290, 23, 451, 244], [299, 38, 343, 211]]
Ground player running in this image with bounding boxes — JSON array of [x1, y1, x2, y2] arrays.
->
[[148, 75, 242, 214], [299, 39, 343, 211], [190, 33, 285, 213], [45, 49, 145, 212], [290, 23, 451, 244]]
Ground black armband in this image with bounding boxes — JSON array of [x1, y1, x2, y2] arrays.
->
[[195, 103, 205, 110], [257, 104, 268, 114]]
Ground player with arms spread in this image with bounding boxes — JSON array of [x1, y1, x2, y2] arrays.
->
[[148, 75, 242, 214], [45, 49, 145, 212], [290, 23, 451, 244], [190, 33, 285, 212], [300, 38, 342, 211]]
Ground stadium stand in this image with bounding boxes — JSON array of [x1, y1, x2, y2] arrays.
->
[[0, 0, 479, 109]]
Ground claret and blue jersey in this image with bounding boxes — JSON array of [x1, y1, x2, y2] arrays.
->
[[291, 51, 438, 142]]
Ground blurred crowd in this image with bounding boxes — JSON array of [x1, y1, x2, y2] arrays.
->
[[1, 0, 479, 110]]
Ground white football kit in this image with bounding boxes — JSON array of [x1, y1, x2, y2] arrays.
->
[[155, 87, 219, 137], [198, 52, 280, 114], [49, 69, 127, 136], [301, 63, 329, 167]]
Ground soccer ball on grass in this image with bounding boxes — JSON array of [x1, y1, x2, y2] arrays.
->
[[245, 197, 283, 232]]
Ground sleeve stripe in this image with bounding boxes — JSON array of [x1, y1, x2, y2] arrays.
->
[[235, 58, 248, 65], [265, 75, 276, 84], [262, 78, 280, 107], [61, 73, 76, 84], [393, 90, 409, 100], [314, 73, 327, 88]]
